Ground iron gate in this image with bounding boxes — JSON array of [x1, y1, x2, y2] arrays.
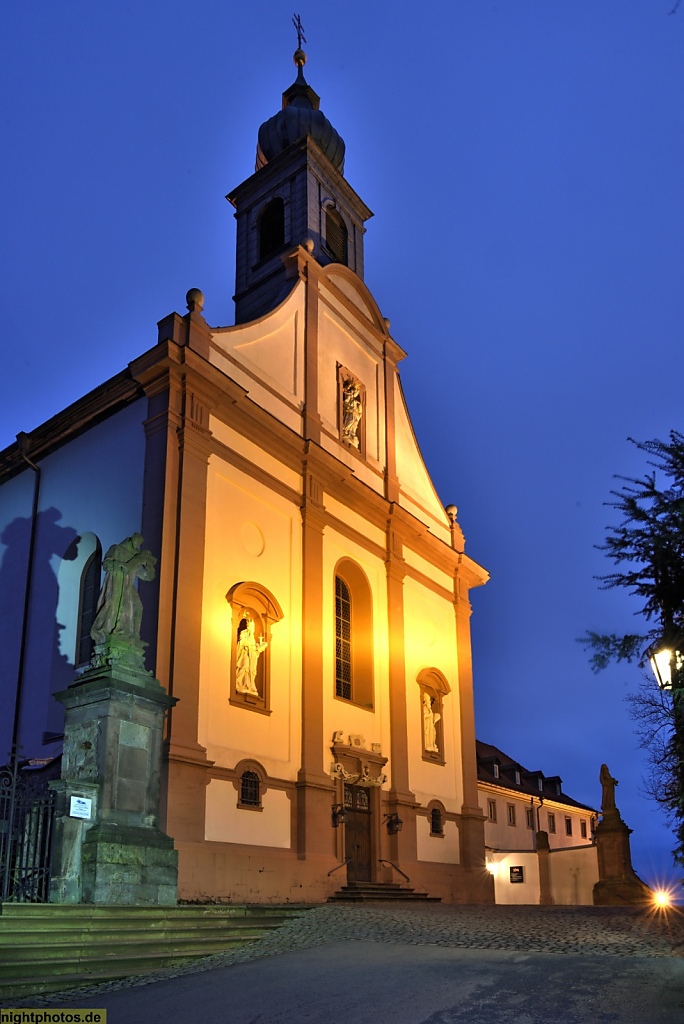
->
[[0, 756, 57, 902]]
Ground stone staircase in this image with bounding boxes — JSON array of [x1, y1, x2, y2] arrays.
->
[[328, 881, 441, 903], [0, 903, 305, 998]]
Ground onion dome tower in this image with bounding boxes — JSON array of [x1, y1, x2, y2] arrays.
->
[[227, 43, 372, 324]]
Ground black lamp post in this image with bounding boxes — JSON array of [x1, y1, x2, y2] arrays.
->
[[648, 636, 684, 863]]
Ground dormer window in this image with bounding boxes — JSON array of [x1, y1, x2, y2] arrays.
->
[[538, 778, 543, 791], [492, 764, 500, 779], [514, 770, 521, 785], [325, 207, 348, 264], [258, 197, 285, 261]]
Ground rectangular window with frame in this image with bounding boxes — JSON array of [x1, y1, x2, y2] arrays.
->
[[565, 816, 573, 837], [525, 807, 534, 830], [580, 819, 587, 839], [507, 804, 516, 826], [488, 799, 497, 822], [548, 812, 556, 833]]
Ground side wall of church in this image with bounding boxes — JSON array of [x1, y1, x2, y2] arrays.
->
[[0, 399, 147, 761]]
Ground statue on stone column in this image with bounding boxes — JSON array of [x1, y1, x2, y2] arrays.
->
[[235, 614, 267, 696], [342, 377, 362, 448], [600, 763, 618, 814], [423, 692, 441, 753], [91, 533, 157, 646]]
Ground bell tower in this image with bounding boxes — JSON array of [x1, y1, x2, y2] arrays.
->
[[227, 42, 373, 324]]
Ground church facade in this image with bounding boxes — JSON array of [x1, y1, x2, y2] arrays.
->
[[1, 49, 494, 903]]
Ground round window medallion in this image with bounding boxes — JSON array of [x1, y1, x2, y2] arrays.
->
[[241, 520, 265, 557]]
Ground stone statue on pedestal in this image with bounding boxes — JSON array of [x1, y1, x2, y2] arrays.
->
[[90, 533, 157, 674]]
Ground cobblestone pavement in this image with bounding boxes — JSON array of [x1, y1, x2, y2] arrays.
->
[[12, 902, 684, 1007]]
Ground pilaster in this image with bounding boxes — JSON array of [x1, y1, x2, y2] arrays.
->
[[297, 457, 334, 857]]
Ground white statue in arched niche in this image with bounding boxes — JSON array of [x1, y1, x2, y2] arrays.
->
[[235, 612, 267, 696], [422, 691, 441, 753]]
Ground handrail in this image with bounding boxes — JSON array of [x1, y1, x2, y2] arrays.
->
[[378, 858, 410, 883], [327, 857, 350, 877]]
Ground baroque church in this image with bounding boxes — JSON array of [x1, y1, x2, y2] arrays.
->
[[2, 44, 505, 904]]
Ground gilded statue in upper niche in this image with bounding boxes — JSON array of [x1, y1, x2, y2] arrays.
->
[[342, 377, 362, 448]]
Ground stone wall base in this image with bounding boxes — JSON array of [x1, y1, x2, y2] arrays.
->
[[593, 877, 652, 906], [82, 823, 178, 905], [176, 841, 493, 904]]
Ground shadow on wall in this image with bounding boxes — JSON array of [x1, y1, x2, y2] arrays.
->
[[0, 507, 80, 761]]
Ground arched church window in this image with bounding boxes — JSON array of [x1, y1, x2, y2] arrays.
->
[[335, 576, 352, 700], [325, 207, 348, 265], [430, 806, 444, 836], [239, 771, 260, 808], [258, 197, 285, 261], [334, 560, 373, 708], [76, 542, 102, 667]]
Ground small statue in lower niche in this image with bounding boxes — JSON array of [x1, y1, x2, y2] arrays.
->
[[235, 614, 267, 696]]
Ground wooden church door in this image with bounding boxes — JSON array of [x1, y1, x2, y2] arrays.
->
[[344, 784, 372, 882]]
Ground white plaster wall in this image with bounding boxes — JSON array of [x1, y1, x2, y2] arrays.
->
[[323, 493, 385, 551], [404, 578, 462, 810], [479, 789, 536, 852], [3, 399, 147, 757], [210, 420, 301, 494], [489, 852, 540, 905], [200, 455, 302, 779], [416, 817, 460, 864], [550, 845, 599, 905], [55, 531, 100, 663], [210, 286, 305, 434], [393, 378, 451, 544], [542, 805, 594, 849], [321, 530, 389, 767], [403, 548, 453, 592], [205, 779, 291, 848]]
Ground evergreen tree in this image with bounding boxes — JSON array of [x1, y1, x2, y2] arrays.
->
[[581, 431, 684, 872]]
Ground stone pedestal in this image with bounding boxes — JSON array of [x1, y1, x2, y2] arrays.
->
[[593, 809, 651, 906], [49, 661, 178, 905]]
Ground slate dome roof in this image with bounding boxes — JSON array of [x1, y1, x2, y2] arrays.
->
[[256, 50, 345, 172]]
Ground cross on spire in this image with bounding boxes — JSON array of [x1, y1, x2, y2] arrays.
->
[[292, 13, 306, 49]]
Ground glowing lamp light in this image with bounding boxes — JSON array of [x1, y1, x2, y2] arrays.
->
[[648, 646, 675, 690], [653, 889, 672, 909], [486, 860, 498, 877]]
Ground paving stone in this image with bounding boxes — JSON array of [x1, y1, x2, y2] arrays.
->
[[11, 902, 684, 1007]]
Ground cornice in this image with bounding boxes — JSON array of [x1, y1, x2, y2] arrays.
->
[[0, 369, 142, 484]]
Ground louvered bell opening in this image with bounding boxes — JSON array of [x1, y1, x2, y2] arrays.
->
[[258, 198, 285, 261], [325, 208, 348, 265]]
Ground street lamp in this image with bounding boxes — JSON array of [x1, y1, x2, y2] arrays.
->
[[647, 641, 683, 691]]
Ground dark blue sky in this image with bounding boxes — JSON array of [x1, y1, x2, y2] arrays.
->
[[2, 2, 683, 890]]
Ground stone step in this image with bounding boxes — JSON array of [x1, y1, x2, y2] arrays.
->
[[1, 932, 266, 970], [0, 926, 277, 957], [328, 882, 441, 903], [0, 917, 288, 945], [0, 939, 262, 999], [0, 903, 307, 998], [328, 893, 441, 902]]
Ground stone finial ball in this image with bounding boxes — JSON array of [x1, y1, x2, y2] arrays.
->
[[303, 237, 315, 252], [383, 317, 391, 331], [294, 47, 307, 67], [445, 504, 458, 521], [186, 288, 204, 311]]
